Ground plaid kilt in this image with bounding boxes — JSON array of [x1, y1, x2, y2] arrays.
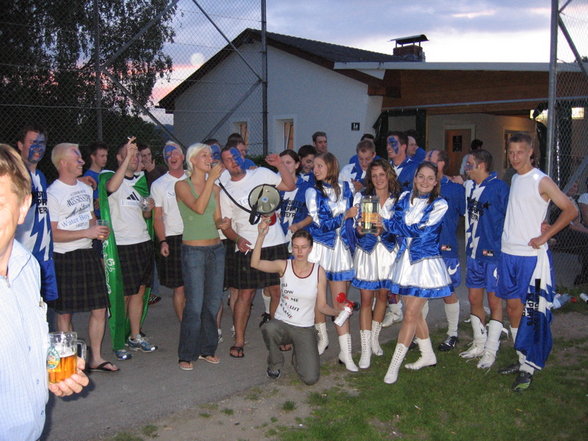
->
[[156, 234, 183, 288], [223, 238, 237, 289], [118, 240, 154, 296], [230, 243, 288, 290], [54, 248, 108, 313]]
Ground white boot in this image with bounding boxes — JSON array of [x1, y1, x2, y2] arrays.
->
[[459, 314, 487, 359], [477, 320, 502, 369], [371, 320, 384, 356], [338, 334, 358, 372], [382, 301, 403, 328], [315, 322, 329, 355], [359, 330, 372, 369], [384, 343, 408, 384], [405, 337, 437, 370]]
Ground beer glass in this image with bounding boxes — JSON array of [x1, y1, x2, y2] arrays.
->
[[360, 195, 378, 234], [96, 219, 109, 240], [47, 332, 86, 384]]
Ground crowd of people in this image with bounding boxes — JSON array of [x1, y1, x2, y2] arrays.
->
[[1, 125, 580, 439]]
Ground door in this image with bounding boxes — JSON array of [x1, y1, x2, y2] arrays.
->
[[444, 129, 472, 176]]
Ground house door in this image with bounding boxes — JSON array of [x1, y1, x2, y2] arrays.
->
[[444, 129, 472, 176]]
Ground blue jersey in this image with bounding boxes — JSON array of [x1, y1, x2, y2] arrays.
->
[[14, 169, 58, 301], [392, 157, 419, 192], [465, 172, 509, 262], [411, 147, 426, 165], [439, 176, 465, 258], [278, 175, 312, 236], [83, 169, 100, 218]]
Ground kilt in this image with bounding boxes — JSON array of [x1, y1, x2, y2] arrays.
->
[[156, 234, 183, 288], [229, 243, 288, 290], [118, 240, 154, 296], [223, 238, 237, 289], [54, 248, 108, 313]]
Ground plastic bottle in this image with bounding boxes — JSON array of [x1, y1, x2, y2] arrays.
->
[[580, 293, 588, 303]]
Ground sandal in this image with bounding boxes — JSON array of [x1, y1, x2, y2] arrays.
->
[[199, 355, 220, 364], [178, 360, 193, 371], [86, 361, 120, 373], [229, 346, 244, 358]]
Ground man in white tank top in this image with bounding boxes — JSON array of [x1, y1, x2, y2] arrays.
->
[[497, 134, 577, 391]]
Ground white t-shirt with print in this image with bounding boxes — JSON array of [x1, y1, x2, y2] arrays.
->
[[108, 173, 151, 245]]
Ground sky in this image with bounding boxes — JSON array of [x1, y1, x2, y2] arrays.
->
[[150, 0, 586, 121]]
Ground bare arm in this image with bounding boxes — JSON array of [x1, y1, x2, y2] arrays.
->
[[290, 215, 312, 233], [106, 138, 137, 193], [316, 266, 338, 316], [266, 154, 296, 191], [529, 176, 579, 248], [51, 215, 108, 242], [251, 217, 286, 273]]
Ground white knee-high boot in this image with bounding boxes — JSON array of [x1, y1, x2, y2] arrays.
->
[[477, 320, 502, 368], [315, 322, 329, 355], [459, 314, 487, 359], [338, 334, 358, 372], [405, 337, 437, 370], [359, 330, 372, 369], [371, 320, 384, 356], [384, 343, 408, 384]]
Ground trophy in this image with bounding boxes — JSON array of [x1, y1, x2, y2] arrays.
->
[[360, 195, 378, 234]]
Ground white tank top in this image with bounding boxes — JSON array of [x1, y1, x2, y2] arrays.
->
[[275, 261, 319, 327], [502, 168, 549, 256]]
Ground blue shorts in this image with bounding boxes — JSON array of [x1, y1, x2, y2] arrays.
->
[[466, 257, 498, 292], [496, 252, 537, 302], [443, 257, 461, 292]]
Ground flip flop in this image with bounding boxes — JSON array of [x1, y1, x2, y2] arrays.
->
[[229, 346, 244, 358], [199, 355, 220, 364], [179, 360, 194, 371], [87, 361, 120, 373]]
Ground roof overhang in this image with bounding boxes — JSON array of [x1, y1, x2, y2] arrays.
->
[[334, 61, 586, 72]]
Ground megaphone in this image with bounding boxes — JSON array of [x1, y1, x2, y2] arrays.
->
[[248, 184, 282, 225]]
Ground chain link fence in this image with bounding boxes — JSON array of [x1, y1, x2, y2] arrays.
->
[[547, 0, 588, 287], [0, 0, 263, 182]]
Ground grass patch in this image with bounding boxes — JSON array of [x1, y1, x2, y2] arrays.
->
[[277, 311, 588, 441], [198, 412, 211, 418], [140, 425, 158, 438], [221, 408, 234, 416], [270, 416, 278, 423], [281, 400, 297, 411], [111, 433, 143, 441]]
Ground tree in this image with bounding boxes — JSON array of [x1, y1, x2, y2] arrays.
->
[[0, 0, 176, 148]]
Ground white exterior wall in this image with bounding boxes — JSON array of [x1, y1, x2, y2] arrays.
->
[[170, 41, 382, 163]]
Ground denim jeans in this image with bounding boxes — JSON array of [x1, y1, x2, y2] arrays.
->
[[178, 242, 225, 361]]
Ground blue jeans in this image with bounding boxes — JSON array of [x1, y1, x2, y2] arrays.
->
[[178, 242, 225, 361]]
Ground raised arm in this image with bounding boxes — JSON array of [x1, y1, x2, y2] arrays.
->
[[251, 217, 286, 274], [266, 154, 295, 191], [106, 137, 137, 194]]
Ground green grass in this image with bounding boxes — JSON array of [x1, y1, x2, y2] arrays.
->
[[279, 309, 588, 441], [281, 400, 297, 411], [221, 408, 234, 416], [140, 425, 158, 438]]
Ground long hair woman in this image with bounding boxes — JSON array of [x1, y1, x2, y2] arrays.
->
[[382, 161, 451, 383], [305, 152, 357, 371]]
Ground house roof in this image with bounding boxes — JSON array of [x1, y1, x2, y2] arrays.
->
[[158, 28, 401, 111]]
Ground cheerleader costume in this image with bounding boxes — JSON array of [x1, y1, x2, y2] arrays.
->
[[305, 181, 354, 281], [351, 192, 398, 290], [278, 175, 312, 246], [384, 191, 451, 298]]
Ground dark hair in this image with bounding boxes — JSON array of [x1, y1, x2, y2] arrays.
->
[[225, 139, 244, 149], [360, 133, 375, 141], [471, 149, 493, 172], [364, 158, 400, 199], [88, 141, 108, 156], [312, 131, 327, 143], [298, 144, 317, 159], [315, 152, 340, 199], [412, 161, 440, 204], [203, 138, 219, 146], [227, 133, 244, 144], [471, 139, 484, 150], [387, 131, 408, 147], [292, 229, 313, 247], [279, 149, 300, 175], [137, 143, 150, 152], [18, 125, 45, 144], [508, 133, 532, 146], [356, 139, 376, 154]]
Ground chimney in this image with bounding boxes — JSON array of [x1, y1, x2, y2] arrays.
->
[[391, 34, 428, 62]]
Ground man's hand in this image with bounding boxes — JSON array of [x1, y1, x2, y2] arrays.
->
[[48, 357, 89, 397], [78, 176, 97, 190], [209, 162, 224, 181], [237, 236, 252, 253], [265, 154, 281, 168], [217, 217, 231, 231], [160, 241, 170, 257]]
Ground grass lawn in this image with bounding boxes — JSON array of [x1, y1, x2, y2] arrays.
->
[[279, 301, 588, 441]]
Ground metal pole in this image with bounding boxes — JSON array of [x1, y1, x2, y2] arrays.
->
[[261, 0, 268, 155], [546, 0, 558, 180], [94, 0, 103, 141]]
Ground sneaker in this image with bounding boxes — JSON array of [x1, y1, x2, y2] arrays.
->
[[498, 362, 520, 375], [438, 335, 459, 352], [259, 312, 271, 327], [381, 308, 403, 328], [148, 294, 161, 306], [266, 367, 281, 379], [512, 371, 533, 392], [126, 335, 158, 352], [114, 349, 132, 360], [218, 328, 223, 344]]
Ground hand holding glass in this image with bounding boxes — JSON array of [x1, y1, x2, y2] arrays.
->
[[47, 332, 86, 384]]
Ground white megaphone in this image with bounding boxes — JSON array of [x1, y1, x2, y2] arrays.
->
[[248, 184, 282, 225]]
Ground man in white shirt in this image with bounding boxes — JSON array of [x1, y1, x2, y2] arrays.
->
[[339, 139, 376, 192]]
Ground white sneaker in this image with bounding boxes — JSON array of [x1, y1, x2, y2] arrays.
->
[[381, 307, 403, 328]]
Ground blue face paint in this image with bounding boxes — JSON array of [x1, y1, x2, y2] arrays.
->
[[387, 136, 399, 154], [28, 134, 46, 164], [230, 147, 246, 171], [163, 143, 177, 164], [210, 144, 221, 162], [463, 162, 474, 172]]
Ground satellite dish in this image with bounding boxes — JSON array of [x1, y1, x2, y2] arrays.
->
[[248, 184, 281, 224]]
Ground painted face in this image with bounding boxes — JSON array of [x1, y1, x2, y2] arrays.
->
[[280, 154, 299, 176], [386, 136, 399, 157], [314, 136, 328, 154], [415, 166, 437, 195], [210, 144, 221, 163], [236, 143, 248, 158], [357, 150, 375, 171], [313, 157, 328, 181], [370, 165, 388, 192], [291, 237, 312, 261], [464, 154, 476, 176], [221, 149, 243, 177], [63, 146, 85, 178], [300, 154, 315, 174], [19, 131, 46, 165], [0, 174, 31, 264]]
